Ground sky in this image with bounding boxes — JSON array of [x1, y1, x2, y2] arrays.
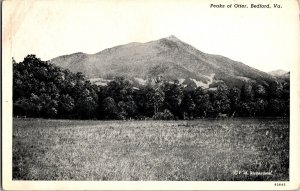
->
[[3, 0, 299, 72]]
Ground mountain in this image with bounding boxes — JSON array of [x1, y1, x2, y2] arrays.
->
[[280, 72, 290, 79], [49, 35, 275, 88], [268, 70, 290, 81], [269, 69, 289, 77]]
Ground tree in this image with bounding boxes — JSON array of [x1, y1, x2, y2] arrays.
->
[[193, 87, 213, 117], [146, 85, 165, 114], [106, 77, 134, 102], [134, 86, 154, 118], [253, 98, 268, 116], [163, 83, 184, 119], [240, 83, 253, 102], [124, 100, 138, 119], [134, 84, 164, 118], [101, 97, 119, 119], [238, 102, 252, 117], [58, 94, 75, 118], [210, 84, 230, 116], [228, 87, 240, 117], [39, 93, 58, 118], [75, 89, 98, 119], [267, 99, 285, 116], [181, 92, 195, 119], [282, 81, 290, 116], [253, 83, 266, 99], [267, 81, 283, 99], [13, 98, 36, 117]]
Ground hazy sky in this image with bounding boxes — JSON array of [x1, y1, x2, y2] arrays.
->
[[3, 0, 299, 72]]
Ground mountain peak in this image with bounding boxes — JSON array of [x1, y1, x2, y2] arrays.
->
[[162, 35, 181, 41], [50, 36, 276, 87]]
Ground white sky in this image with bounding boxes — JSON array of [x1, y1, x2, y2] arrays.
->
[[3, 0, 299, 72]]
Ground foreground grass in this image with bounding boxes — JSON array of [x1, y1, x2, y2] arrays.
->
[[13, 118, 289, 181]]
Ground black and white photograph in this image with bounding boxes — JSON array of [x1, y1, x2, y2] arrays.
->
[[2, 0, 299, 190]]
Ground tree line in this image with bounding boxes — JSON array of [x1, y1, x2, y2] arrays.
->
[[13, 55, 290, 120]]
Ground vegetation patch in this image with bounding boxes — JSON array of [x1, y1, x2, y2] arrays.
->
[[13, 55, 289, 120]]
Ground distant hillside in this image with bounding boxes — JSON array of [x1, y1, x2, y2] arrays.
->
[[50, 35, 275, 88], [269, 69, 288, 77], [280, 72, 290, 79]]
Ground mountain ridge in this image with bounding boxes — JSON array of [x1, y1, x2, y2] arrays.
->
[[49, 35, 276, 88], [269, 69, 289, 76]]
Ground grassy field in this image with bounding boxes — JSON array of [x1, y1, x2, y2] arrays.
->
[[13, 118, 289, 181]]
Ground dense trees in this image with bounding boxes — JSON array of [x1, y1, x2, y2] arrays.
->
[[13, 55, 290, 120], [13, 55, 98, 119], [163, 82, 184, 119]]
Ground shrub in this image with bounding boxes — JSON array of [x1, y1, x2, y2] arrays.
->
[[153, 109, 174, 120]]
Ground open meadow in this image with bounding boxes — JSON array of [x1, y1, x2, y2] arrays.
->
[[13, 118, 289, 181]]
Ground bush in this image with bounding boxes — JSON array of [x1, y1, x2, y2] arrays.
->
[[153, 109, 174, 120]]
